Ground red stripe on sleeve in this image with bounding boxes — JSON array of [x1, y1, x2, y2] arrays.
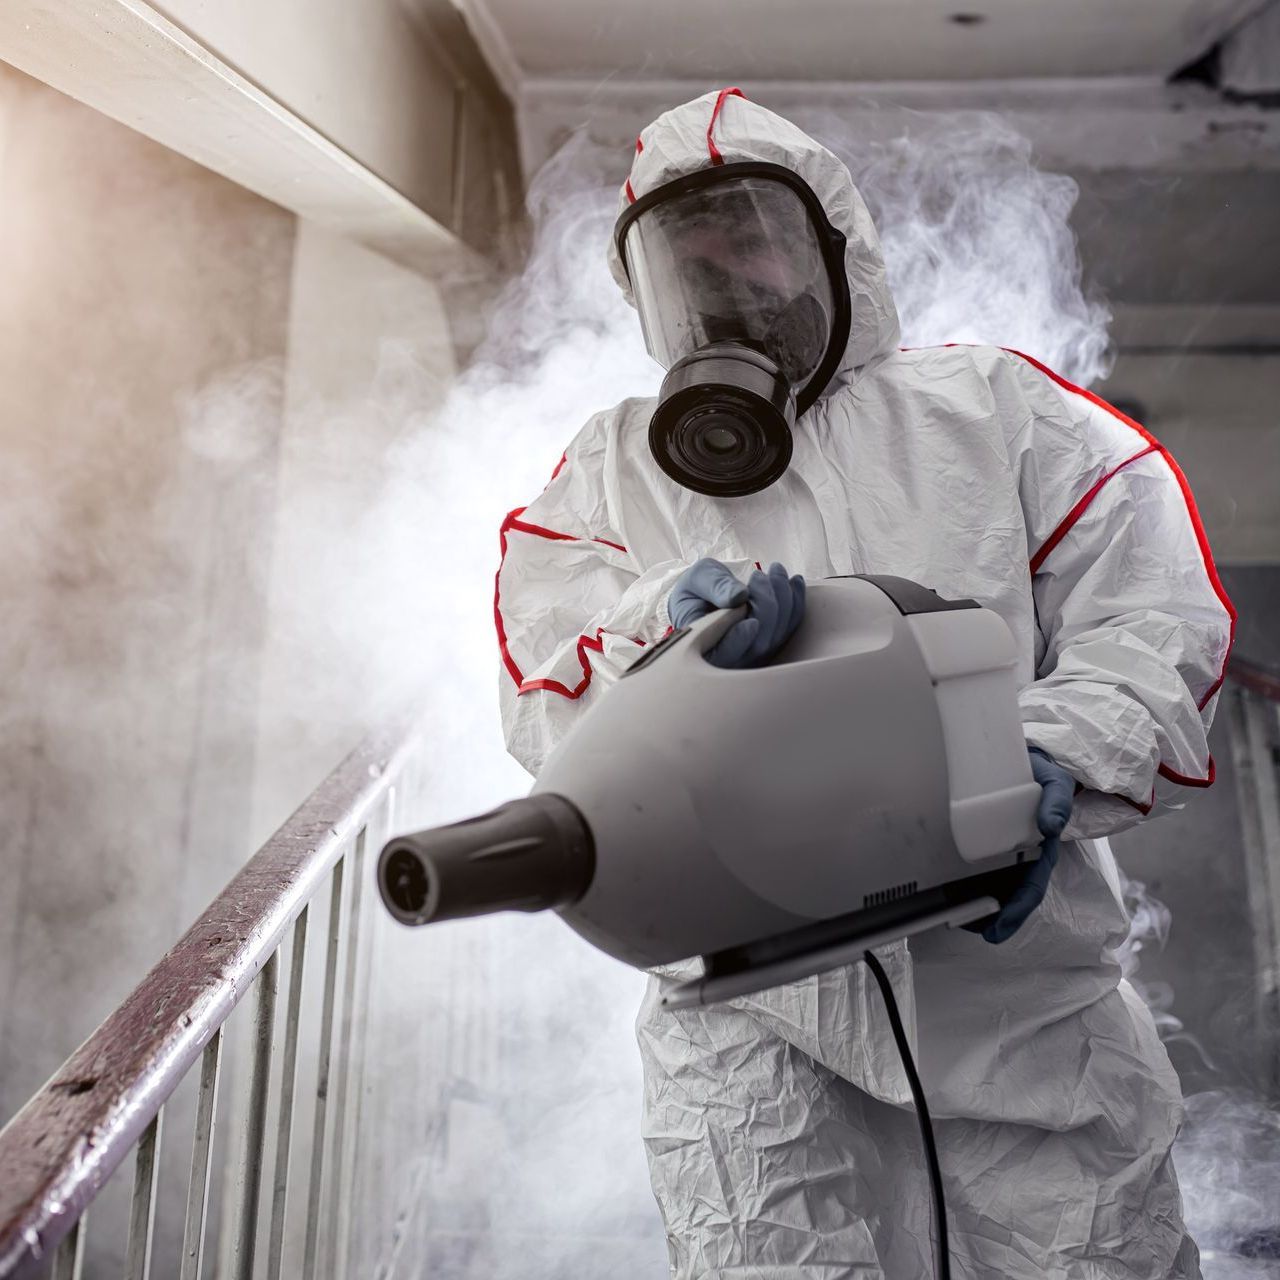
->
[[504, 511, 626, 555], [1119, 790, 1155, 816], [1009, 347, 1237, 789], [1158, 758, 1216, 788], [1009, 345, 1236, 711], [493, 506, 642, 700], [1029, 444, 1159, 575]]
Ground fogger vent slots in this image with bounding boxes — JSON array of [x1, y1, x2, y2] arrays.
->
[[864, 881, 918, 908]]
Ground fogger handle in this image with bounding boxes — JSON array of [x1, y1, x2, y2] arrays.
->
[[377, 794, 595, 927], [683, 603, 750, 660]]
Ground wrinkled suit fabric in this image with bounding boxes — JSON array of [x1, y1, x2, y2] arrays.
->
[[495, 90, 1234, 1279]]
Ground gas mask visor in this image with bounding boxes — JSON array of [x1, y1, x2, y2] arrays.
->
[[615, 162, 850, 497]]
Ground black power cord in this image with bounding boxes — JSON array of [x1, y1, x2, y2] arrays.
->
[[863, 949, 950, 1280]]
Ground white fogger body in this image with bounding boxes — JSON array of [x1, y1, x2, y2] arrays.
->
[[531, 575, 1042, 1005]]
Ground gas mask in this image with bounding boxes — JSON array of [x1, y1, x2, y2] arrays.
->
[[615, 163, 851, 497]]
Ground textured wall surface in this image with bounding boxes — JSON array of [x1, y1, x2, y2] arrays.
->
[[0, 60, 296, 1113], [0, 59, 461, 1274]]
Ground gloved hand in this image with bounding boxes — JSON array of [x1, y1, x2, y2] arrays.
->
[[667, 558, 806, 670], [971, 747, 1076, 944]]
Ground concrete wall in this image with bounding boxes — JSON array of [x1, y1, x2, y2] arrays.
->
[[151, 0, 520, 259], [0, 0, 523, 304], [0, 58, 293, 1270], [1095, 353, 1280, 564], [0, 57, 461, 1272], [0, 60, 296, 1115], [249, 220, 457, 852], [154, 0, 460, 233]]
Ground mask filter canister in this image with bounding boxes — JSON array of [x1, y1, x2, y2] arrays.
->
[[649, 343, 794, 497], [616, 163, 851, 498]]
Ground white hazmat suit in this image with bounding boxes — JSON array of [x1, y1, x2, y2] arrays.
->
[[496, 90, 1235, 1279]]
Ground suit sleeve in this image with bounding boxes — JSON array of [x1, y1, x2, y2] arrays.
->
[[1006, 354, 1235, 839], [496, 415, 711, 776]]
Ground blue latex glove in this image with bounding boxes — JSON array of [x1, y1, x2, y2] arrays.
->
[[974, 747, 1076, 944], [668, 557, 748, 628], [667, 558, 806, 670]]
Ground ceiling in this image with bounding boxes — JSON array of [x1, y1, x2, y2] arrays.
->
[[452, 0, 1263, 87]]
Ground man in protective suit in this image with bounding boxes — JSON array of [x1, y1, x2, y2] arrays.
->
[[495, 88, 1234, 1279]]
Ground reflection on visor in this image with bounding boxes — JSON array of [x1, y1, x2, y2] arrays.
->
[[764, 293, 831, 385], [623, 175, 838, 391], [673, 222, 807, 297]]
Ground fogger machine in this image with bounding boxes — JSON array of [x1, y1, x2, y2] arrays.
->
[[375, 574, 1043, 1008]]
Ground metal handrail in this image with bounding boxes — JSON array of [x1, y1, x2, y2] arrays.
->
[[0, 714, 422, 1279], [1229, 654, 1280, 703]]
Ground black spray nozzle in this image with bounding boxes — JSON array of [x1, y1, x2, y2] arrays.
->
[[376, 793, 595, 927]]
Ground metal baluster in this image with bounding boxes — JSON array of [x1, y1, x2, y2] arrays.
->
[[0, 725, 420, 1280], [302, 857, 347, 1278], [323, 830, 368, 1276], [1229, 685, 1280, 1092], [180, 1029, 224, 1280], [123, 1112, 163, 1280], [51, 1212, 86, 1280], [230, 951, 279, 1279], [265, 908, 310, 1280], [339, 792, 394, 1274]]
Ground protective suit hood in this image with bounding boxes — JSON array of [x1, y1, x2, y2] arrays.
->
[[607, 89, 901, 388]]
